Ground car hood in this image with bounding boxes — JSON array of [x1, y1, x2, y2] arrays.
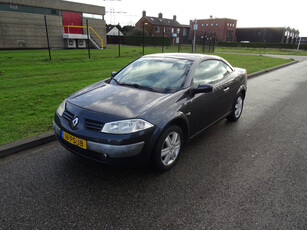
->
[[68, 82, 170, 119]]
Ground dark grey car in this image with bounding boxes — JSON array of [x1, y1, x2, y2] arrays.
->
[[54, 53, 247, 171]]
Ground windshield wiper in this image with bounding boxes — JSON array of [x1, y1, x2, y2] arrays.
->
[[111, 77, 121, 85], [120, 83, 139, 88], [120, 83, 156, 92]]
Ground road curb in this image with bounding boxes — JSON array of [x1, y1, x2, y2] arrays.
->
[[0, 131, 55, 158], [247, 60, 299, 79], [0, 59, 300, 158]]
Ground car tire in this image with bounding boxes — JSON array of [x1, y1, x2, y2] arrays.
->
[[227, 93, 244, 122], [152, 125, 184, 171]]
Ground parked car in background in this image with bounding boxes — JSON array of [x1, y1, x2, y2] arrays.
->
[[53, 53, 247, 171]]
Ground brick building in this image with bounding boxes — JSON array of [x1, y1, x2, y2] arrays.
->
[[189, 17, 237, 42], [0, 0, 106, 49], [135, 11, 190, 44]]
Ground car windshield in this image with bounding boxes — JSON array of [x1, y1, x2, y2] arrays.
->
[[112, 57, 193, 93]]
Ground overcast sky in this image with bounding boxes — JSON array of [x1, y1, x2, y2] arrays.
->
[[68, 0, 306, 36]]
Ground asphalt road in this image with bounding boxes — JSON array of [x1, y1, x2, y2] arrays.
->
[[1, 61, 307, 229]]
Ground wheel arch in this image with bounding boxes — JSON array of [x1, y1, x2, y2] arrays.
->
[[237, 85, 246, 99], [162, 114, 189, 144], [150, 115, 189, 171]]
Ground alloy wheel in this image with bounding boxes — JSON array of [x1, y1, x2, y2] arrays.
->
[[161, 131, 181, 166], [234, 96, 243, 118]]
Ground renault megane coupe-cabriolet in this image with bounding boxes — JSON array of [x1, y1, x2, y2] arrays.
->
[[53, 53, 247, 171]]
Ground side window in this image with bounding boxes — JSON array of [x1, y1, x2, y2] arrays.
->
[[193, 60, 225, 86], [220, 61, 233, 77]]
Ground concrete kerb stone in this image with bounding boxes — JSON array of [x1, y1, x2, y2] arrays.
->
[[0, 131, 55, 158], [247, 59, 299, 79], [0, 59, 300, 158]]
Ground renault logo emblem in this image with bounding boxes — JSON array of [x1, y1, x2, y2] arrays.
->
[[72, 117, 79, 128]]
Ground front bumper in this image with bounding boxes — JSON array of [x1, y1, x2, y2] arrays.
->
[[53, 121, 144, 158]]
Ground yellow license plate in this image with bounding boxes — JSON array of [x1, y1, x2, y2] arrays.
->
[[62, 131, 87, 150]]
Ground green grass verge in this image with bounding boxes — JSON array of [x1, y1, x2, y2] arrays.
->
[[0, 46, 292, 145]]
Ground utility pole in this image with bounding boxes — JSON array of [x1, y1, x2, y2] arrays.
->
[[105, 8, 127, 25], [192, 19, 198, 53], [162, 27, 165, 53]]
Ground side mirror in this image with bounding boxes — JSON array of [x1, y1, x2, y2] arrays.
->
[[194, 84, 213, 94], [111, 71, 117, 78]]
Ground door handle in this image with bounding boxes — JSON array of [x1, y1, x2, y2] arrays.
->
[[223, 87, 230, 92]]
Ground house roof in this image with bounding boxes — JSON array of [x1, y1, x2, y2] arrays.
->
[[196, 18, 237, 21], [107, 27, 124, 36], [144, 16, 182, 27]]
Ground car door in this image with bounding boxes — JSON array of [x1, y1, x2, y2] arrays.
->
[[211, 61, 238, 118], [185, 60, 233, 136]]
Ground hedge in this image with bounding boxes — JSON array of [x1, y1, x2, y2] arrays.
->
[[122, 36, 172, 46], [215, 41, 307, 50]]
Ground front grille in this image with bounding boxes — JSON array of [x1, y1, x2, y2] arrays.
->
[[62, 110, 74, 121], [84, 118, 104, 132], [62, 109, 104, 132]]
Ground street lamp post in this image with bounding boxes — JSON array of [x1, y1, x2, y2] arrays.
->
[[143, 23, 148, 55], [192, 19, 198, 53], [162, 27, 165, 53]]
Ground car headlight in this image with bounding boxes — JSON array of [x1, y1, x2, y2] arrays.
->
[[101, 119, 153, 134], [56, 99, 66, 116]]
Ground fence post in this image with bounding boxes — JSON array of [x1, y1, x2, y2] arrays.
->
[[118, 24, 121, 57], [212, 34, 216, 53], [44, 15, 51, 60], [203, 32, 206, 53], [208, 37, 211, 52], [86, 19, 91, 59], [142, 23, 148, 55]]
